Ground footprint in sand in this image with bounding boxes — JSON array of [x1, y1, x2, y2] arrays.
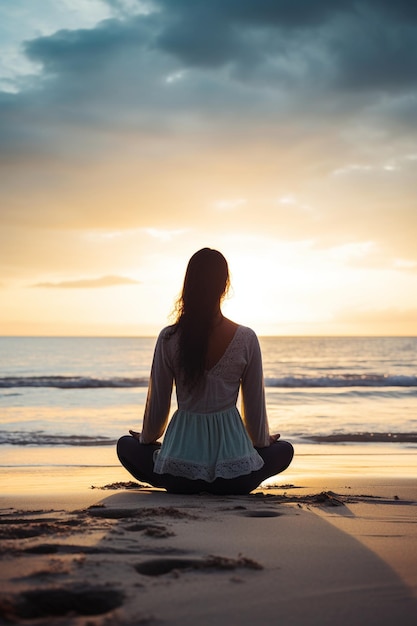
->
[[123, 522, 175, 538], [0, 586, 124, 620], [135, 555, 263, 577], [241, 510, 282, 517]]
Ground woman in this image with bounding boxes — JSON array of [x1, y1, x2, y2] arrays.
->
[[117, 248, 293, 494]]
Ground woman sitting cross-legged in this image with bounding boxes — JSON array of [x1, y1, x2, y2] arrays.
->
[[117, 247, 293, 495]]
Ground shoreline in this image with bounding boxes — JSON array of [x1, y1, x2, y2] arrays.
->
[[1, 440, 416, 497]]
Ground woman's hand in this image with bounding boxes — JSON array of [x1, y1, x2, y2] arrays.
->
[[129, 429, 160, 446], [269, 433, 281, 444]]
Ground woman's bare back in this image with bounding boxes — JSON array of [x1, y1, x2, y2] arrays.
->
[[205, 315, 239, 371]]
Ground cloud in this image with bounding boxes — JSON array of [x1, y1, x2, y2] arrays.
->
[[2, 0, 416, 141], [152, 0, 417, 97], [154, 0, 346, 69], [32, 275, 140, 288], [212, 198, 247, 211], [143, 228, 189, 242], [0, 0, 416, 207], [393, 258, 417, 272]]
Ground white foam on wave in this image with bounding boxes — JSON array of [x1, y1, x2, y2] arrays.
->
[[0, 376, 149, 389], [0, 430, 117, 446], [1, 374, 417, 389], [265, 374, 417, 388]]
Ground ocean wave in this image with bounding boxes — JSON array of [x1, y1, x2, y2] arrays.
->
[[0, 376, 148, 389], [0, 430, 117, 446], [302, 432, 417, 443], [264, 374, 417, 388], [1, 429, 416, 447], [1, 373, 417, 389]]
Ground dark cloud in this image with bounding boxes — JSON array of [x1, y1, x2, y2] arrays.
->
[[0, 0, 413, 165], [154, 0, 345, 69], [0, 0, 414, 155], [155, 0, 349, 31], [329, 10, 417, 92], [32, 275, 140, 288], [152, 0, 417, 95], [14, 0, 417, 106], [24, 16, 150, 74]]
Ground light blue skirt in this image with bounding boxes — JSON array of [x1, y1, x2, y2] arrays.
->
[[153, 407, 264, 482]]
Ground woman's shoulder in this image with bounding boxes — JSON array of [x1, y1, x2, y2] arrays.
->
[[157, 324, 178, 342], [235, 323, 258, 340], [159, 323, 177, 334], [225, 323, 260, 352]]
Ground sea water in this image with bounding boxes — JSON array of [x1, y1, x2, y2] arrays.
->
[[0, 336, 416, 479]]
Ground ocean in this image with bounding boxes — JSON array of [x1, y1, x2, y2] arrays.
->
[[1, 335, 416, 482]]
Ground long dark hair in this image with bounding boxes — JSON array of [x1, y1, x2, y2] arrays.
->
[[173, 248, 230, 389]]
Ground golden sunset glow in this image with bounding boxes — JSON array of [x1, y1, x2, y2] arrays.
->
[[1, 1, 416, 336]]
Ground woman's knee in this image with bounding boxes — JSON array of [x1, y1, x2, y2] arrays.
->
[[275, 440, 294, 469], [116, 435, 136, 460], [280, 440, 294, 461], [256, 439, 294, 474]]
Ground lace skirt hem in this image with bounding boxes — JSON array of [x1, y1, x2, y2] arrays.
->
[[153, 452, 264, 483]]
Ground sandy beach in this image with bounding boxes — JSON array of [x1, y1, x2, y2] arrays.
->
[[1, 455, 416, 626]]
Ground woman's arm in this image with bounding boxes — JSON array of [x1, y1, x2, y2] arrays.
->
[[240, 330, 271, 448], [139, 329, 174, 444]]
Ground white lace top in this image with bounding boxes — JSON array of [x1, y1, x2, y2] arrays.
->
[[140, 324, 270, 481]]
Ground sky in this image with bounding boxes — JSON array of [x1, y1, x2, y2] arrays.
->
[[1, 0, 416, 336]]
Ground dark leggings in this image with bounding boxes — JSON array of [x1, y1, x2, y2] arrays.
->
[[116, 435, 294, 495]]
